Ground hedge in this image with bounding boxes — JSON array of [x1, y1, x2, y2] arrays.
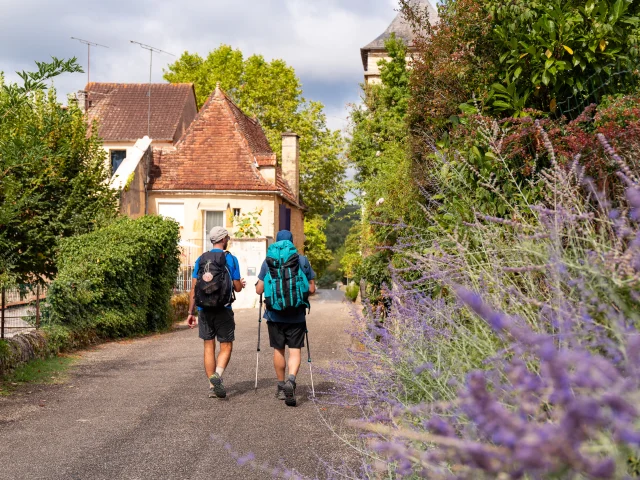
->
[[44, 215, 180, 338]]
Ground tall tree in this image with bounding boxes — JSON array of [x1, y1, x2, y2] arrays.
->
[[164, 45, 347, 218], [0, 59, 118, 286]]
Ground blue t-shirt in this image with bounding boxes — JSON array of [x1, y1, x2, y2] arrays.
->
[[193, 249, 241, 310], [258, 255, 315, 323]]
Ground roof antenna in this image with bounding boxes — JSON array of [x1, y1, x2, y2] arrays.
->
[[70, 37, 109, 85], [130, 41, 175, 138]]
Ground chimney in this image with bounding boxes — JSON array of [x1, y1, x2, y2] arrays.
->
[[281, 132, 300, 203]]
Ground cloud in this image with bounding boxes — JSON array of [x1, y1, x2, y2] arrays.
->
[[0, 0, 418, 130]]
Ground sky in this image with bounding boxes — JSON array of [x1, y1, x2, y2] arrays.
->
[[0, 0, 429, 133]]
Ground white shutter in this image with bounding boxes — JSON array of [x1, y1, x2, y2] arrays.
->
[[158, 203, 185, 227]]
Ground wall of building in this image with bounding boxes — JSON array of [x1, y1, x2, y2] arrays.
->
[[364, 50, 414, 85], [148, 192, 279, 251], [118, 149, 149, 219]]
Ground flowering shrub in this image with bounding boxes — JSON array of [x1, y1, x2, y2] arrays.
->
[[234, 208, 262, 238], [329, 119, 640, 478]]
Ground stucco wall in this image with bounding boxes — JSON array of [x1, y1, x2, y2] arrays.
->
[[364, 51, 414, 85], [148, 192, 279, 250], [118, 149, 148, 219]]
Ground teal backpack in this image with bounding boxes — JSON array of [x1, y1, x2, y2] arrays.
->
[[263, 240, 310, 312]]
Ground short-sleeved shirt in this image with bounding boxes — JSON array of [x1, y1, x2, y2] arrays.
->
[[258, 255, 315, 323], [193, 249, 241, 310]]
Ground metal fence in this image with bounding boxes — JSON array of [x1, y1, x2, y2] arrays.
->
[[175, 240, 205, 293], [1, 285, 45, 339]]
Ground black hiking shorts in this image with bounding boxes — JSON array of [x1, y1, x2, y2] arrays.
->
[[267, 321, 306, 350], [198, 308, 235, 342]]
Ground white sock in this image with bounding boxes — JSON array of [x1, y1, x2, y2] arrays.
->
[[215, 367, 225, 377]]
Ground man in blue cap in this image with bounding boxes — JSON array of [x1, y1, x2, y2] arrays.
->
[[255, 230, 316, 406]]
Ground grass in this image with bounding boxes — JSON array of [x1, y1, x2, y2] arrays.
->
[[0, 354, 78, 395]]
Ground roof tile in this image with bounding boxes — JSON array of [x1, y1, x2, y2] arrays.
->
[[85, 83, 197, 142], [149, 87, 298, 206]]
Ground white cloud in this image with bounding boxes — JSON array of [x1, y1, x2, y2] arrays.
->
[[0, 0, 425, 130]]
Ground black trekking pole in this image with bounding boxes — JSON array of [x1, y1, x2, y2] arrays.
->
[[255, 294, 263, 392], [305, 329, 315, 398]]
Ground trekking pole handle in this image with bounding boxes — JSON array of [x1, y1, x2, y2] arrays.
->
[[305, 329, 311, 363]]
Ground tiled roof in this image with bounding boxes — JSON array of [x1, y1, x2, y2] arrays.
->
[[85, 83, 197, 142], [149, 86, 298, 206]]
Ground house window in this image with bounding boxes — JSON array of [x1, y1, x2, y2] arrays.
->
[[233, 208, 241, 217], [158, 203, 185, 227], [110, 150, 126, 175], [204, 211, 224, 249]]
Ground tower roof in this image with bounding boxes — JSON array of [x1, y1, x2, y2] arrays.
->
[[361, 0, 439, 69]]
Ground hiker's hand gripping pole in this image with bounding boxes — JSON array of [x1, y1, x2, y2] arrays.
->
[[305, 329, 315, 398], [255, 294, 263, 392]]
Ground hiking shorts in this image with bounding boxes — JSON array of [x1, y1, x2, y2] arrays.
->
[[198, 308, 235, 342], [267, 321, 306, 350]]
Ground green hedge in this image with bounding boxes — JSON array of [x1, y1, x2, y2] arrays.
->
[[44, 216, 180, 337]]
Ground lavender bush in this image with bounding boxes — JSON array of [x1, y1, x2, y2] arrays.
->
[[330, 119, 640, 478]]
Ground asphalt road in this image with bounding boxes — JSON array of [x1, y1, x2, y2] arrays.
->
[[0, 289, 359, 480]]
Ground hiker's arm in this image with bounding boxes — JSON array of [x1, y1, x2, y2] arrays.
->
[[308, 279, 316, 295], [187, 280, 197, 328], [256, 280, 265, 295], [233, 279, 246, 292]]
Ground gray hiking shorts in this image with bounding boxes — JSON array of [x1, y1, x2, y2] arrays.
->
[[198, 308, 235, 342]]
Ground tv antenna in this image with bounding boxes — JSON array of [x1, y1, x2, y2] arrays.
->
[[130, 41, 175, 137], [70, 37, 109, 85]]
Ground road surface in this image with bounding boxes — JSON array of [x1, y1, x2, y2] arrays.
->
[[0, 289, 359, 479]]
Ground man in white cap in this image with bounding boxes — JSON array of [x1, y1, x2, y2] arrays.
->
[[187, 226, 246, 398]]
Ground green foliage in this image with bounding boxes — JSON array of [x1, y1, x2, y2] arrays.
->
[[340, 223, 363, 281], [347, 35, 426, 298], [0, 59, 118, 286], [0, 57, 82, 119], [303, 215, 333, 278], [486, 0, 640, 116], [1, 356, 76, 393], [45, 216, 180, 337], [164, 45, 346, 217], [345, 283, 359, 302], [324, 205, 360, 252]]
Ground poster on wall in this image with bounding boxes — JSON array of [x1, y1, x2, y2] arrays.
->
[[230, 238, 267, 309]]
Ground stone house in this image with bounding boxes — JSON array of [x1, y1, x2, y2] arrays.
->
[[148, 84, 305, 252], [83, 82, 304, 250], [360, 0, 439, 85], [84, 83, 304, 306]]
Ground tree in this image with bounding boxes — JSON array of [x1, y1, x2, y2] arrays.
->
[[346, 35, 426, 297], [303, 216, 333, 278], [164, 45, 347, 218], [0, 59, 118, 287]]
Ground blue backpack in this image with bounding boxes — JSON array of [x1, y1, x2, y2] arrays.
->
[[263, 240, 310, 312]]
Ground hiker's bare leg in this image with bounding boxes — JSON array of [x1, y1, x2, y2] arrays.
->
[[204, 340, 216, 379], [273, 348, 286, 381], [288, 348, 301, 377], [217, 342, 233, 370]]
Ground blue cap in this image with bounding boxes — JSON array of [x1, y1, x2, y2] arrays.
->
[[276, 230, 293, 242]]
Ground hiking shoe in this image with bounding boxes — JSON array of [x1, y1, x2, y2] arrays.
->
[[276, 384, 286, 400], [208, 387, 217, 398], [283, 379, 296, 407], [209, 373, 227, 398]]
